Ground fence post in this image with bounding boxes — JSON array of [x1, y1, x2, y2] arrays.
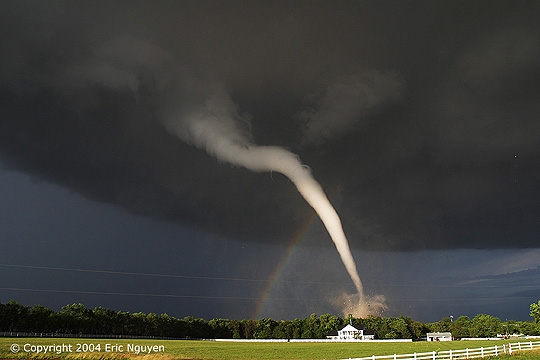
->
[[509, 343, 512, 354], [530, 341, 533, 350], [394, 354, 397, 360], [481, 347, 484, 358], [432, 351, 436, 360], [414, 352, 417, 360], [518, 342, 521, 350], [372, 355, 376, 360], [449, 349, 452, 360], [494, 345, 498, 356], [466, 348, 469, 359]]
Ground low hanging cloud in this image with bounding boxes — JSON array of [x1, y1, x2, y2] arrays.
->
[[1, 1, 540, 253], [299, 71, 405, 144]]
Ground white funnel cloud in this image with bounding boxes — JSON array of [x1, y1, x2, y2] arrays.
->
[[162, 89, 366, 298]]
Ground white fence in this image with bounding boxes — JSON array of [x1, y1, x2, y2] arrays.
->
[[216, 338, 412, 343], [347, 340, 540, 360]]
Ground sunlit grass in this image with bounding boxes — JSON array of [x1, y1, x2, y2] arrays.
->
[[0, 337, 533, 360]]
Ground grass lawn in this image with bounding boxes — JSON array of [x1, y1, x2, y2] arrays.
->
[[0, 337, 534, 360]]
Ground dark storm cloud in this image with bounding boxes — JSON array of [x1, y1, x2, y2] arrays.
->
[[299, 70, 405, 144], [1, 0, 539, 250]]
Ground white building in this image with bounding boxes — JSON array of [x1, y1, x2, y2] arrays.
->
[[426, 332, 452, 341], [327, 324, 375, 340]]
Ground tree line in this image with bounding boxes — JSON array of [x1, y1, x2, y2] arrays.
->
[[1, 300, 540, 340]]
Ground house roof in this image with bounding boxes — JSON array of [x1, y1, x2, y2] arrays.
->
[[338, 324, 364, 331]]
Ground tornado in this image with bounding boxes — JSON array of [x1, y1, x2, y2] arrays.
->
[[163, 93, 365, 301]]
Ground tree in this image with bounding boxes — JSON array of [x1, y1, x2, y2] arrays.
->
[[469, 314, 502, 338], [254, 318, 277, 339], [28, 305, 54, 332], [58, 303, 93, 334], [146, 312, 159, 336], [124, 312, 148, 335], [290, 318, 303, 339], [450, 316, 471, 339], [431, 317, 452, 332], [240, 319, 257, 339], [362, 316, 387, 339], [228, 319, 241, 339], [301, 313, 319, 339], [390, 316, 412, 339], [272, 320, 290, 339], [92, 306, 116, 335], [114, 311, 131, 335], [317, 314, 342, 339], [0, 301, 29, 332], [209, 318, 232, 338], [515, 321, 540, 336], [183, 316, 211, 338], [530, 300, 540, 323], [404, 317, 428, 341]]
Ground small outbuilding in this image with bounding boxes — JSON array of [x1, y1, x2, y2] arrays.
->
[[426, 332, 452, 341]]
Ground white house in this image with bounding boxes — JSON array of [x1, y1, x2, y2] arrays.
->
[[327, 324, 375, 340], [426, 332, 452, 341]]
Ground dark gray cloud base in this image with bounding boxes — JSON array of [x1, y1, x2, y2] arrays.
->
[[1, 0, 539, 251]]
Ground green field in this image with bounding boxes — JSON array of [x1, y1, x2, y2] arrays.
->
[[0, 338, 537, 360]]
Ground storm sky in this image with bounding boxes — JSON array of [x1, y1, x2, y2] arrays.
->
[[1, 0, 539, 322]]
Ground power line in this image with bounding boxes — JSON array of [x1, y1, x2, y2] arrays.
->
[[1, 287, 536, 304], [0, 263, 348, 285], [0, 287, 325, 302], [0, 263, 263, 282], [1, 263, 535, 289]]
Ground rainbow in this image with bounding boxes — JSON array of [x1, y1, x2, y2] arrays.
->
[[252, 211, 319, 319]]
